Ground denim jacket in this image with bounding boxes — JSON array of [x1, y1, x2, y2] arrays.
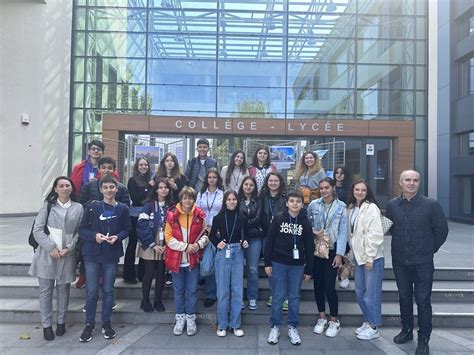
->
[[307, 197, 348, 256]]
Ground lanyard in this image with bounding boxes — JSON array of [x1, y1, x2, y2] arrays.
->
[[302, 170, 309, 186], [267, 197, 276, 218], [289, 215, 298, 247], [323, 200, 335, 230], [102, 201, 117, 236], [206, 190, 218, 213], [232, 169, 241, 187], [224, 211, 237, 243]]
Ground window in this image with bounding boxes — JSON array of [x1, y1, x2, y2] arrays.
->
[[459, 15, 474, 39], [460, 175, 474, 216], [459, 131, 474, 156], [460, 58, 474, 97]]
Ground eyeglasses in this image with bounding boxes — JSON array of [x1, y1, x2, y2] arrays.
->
[[90, 146, 103, 152]]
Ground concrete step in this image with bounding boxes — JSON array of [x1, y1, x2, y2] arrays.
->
[[2, 262, 474, 281], [0, 276, 473, 304], [1, 297, 473, 327]]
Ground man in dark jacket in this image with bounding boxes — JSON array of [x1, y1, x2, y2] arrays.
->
[[386, 170, 448, 355], [184, 138, 218, 192], [80, 157, 130, 206]]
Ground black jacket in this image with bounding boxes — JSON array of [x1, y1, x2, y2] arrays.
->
[[80, 179, 130, 206], [259, 193, 287, 237], [263, 209, 314, 275], [209, 209, 247, 247], [386, 193, 448, 265], [240, 198, 263, 239]]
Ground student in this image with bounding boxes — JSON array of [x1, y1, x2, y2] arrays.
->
[[137, 178, 173, 312], [184, 138, 218, 192], [248, 145, 277, 192], [221, 150, 249, 192], [209, 190, 249, 337], [29, 176, 83, 341], [308, 177, 348, 338], [78, 175, 130, 343], [238, 176, 263, 310], [195, 168, 224, 307], [156, 152, 188, 203], [125, 157, 154, 284], [165, 187, 208, 336], [80, 157, 130, 206], [71, 140, 105, 196], [294, 151, 327, 206], [264, 190, 314, 346]]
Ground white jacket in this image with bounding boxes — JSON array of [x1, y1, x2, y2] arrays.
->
[[348, 201, 384, 265]]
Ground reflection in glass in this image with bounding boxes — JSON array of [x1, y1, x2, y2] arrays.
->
[[356, 89, 413, 118], [149, 84, 216, 112], [289, 88, 355, 117], [147, 59, 216, 85]]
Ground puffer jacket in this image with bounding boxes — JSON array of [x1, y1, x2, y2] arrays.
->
[[386, 193, 448, 265], [348, 201, 384, 265]]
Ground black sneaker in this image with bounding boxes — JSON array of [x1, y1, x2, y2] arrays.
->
[[101, 322, 116, 339], [79, 324, 94, 342]]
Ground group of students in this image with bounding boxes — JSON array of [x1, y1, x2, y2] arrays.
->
[[28, 138, 446, 354]]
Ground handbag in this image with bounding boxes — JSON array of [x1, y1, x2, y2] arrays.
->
[[381, 215, 393, 235], [314, 232, 331, 259], [28, 202, 52, 251], [200, 242, 216, 277], [299, 186, 321, 204]]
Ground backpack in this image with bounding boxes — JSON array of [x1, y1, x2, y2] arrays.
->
[[28, 202, 52, 251]]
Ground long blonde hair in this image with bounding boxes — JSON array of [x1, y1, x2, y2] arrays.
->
[[295, 152, 322, 180]]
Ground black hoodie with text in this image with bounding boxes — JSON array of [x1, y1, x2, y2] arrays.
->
[[264, 209, 314, 275]]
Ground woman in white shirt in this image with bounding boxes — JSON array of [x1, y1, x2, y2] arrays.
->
[[221, 150, 249, 192]]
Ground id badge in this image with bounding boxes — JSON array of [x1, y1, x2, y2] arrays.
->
[[159, 230, 164, 241], [225, 248, 231, 259], [292, 247, 300, 260]]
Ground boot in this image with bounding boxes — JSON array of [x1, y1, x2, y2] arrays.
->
[[140, 299, 154, 313], [393, 328, 413, 344], [56, 323, 66, 336], [173, 314, 186, 335], [43, 326, 54, 341], [416, 338, 430, 355], [186, 314, 197, 336], [154, 299, 165, 312]]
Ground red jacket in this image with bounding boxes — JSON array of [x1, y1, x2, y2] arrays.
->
[[71, 159, 120, 198], [165, 205, 206, 273]]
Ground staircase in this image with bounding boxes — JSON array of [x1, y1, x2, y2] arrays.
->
[[0, 262, 473, 327]]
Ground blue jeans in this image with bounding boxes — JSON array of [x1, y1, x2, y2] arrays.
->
[[204, 273, 217, 300], [245, 238, 262, 301], [172, 265, 199, 314], [393, 260, 434, 340], [84, 261, 117, 326], [354, 257, 384, 326], [215, 243, 244, 330], [270, 261, 304, 327]]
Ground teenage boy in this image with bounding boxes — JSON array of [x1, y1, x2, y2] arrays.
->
[[264, 190, 314, 346], [185, 138, 218, 192], [80, 157, 130, 206], [78, 175, 130, 342], [71, 140, 105, 196]]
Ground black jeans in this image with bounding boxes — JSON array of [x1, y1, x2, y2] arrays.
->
[[123, 216, 139, 281], [142, 259, 165, 303], [392, 260, 434, 340], [313, 249, 338, 317]]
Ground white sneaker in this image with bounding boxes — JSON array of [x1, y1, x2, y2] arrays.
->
[[248, 299, 257, 310], [357, 326, 380, 340], [186, 314, 197, 336], [313, 318, 327, 334], [339, 278, 350, 289], [288, 326, 301, 345], [173, 313, 186, 335], [325, 320, 341, 338], [216, 329, 226, 337], [267, 326, 280, 344], [355, 321, 370, 335], [232, 328, 245, 337]]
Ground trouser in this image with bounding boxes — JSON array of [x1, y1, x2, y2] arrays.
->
[[142, 259, 165, 303], [245, 238, 262, 301], [123, 216, 138, 281], [354, 258, 384, 326], [38, 277, 70, 328], [313, 250, 338, 317], [393, 260, 434, 340], [172, 266, 199, 314]]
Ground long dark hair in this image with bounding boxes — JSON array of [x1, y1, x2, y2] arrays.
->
[[219, 190, 240, 214], [200, 168, 224, 194], [238, 176, 258, 201], [225, 150, 247, 186], [132, 157, 151, 187], [147, 177, 173, 205], [251, 145, 271, 168], [45, 176, 77, 203], [156, 152, 181, 181], [346, 179, 379, 208], [259, 172, 286, 198]]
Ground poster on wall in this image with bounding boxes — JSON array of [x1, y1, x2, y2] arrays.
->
[[270, 146, 295, 170], [134, 146, 162, 169]]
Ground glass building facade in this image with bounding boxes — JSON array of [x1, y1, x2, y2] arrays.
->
[[70, 0, 428, 172]]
